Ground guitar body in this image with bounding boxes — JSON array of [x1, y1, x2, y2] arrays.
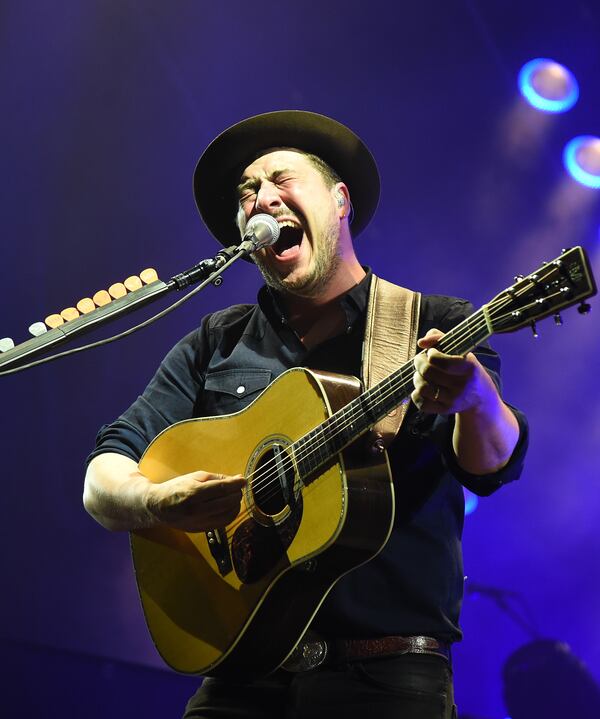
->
[[131, 367, 395, 677]]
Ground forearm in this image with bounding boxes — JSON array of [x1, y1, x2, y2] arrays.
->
[[453, 396, 520, 475], [83, 453, 157, 532]]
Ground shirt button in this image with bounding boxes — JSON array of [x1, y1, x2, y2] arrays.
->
[[236, 385, 245, 394]]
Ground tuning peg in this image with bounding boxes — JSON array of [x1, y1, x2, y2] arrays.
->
[[577, 302, 592, 315], [561, 247, 572, 254], [553, 313, 563, 326], [28, 322, 48, 337], [0, 337, 15, 352], [514, 274, 525, 283], [530, 321, 539, 338]]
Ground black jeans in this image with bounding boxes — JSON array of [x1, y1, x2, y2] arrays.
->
[[183, 654, 456, 719]]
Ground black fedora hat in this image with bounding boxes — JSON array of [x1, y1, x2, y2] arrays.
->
[[193, 110, 380, 249]]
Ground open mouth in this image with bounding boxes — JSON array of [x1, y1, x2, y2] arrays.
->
[[273, 220, 304, 258]]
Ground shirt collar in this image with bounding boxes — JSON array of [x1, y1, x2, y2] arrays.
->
[[257, 267, 373, 330]]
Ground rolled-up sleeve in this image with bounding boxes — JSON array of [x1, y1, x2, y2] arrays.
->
[[86, 320, 210, 465], [424, 295, 529, 496]]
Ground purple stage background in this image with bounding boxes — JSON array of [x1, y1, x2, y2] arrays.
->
[[1, 1, 599, 717]]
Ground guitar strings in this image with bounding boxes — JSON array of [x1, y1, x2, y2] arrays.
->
[[240, 279, 568, 503], [215, 281, 564, 542], [222, 257, 573, 517], [218, 289, 548, 543], [216, 305, 493, 540], [217, 288, 545, 541]]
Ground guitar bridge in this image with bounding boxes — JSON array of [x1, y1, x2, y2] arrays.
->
[[206, 527, 233, 576]]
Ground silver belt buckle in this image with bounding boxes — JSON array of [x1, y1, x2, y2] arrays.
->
[[281, 631, 328, 672]]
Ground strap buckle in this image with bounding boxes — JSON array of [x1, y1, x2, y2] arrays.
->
[[281, 631, 328, 672]]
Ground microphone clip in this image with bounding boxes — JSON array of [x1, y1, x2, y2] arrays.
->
[[170, 245, 238, 290]]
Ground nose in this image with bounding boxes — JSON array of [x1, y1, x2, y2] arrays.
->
[[255, 181, 282, 212]]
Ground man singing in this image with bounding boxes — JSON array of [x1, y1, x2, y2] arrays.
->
[[84, 110, 527, 718]]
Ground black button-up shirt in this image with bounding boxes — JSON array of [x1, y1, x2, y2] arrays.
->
[[89, 271, 528, 642]]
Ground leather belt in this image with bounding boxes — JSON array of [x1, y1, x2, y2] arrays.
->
[[282, 633, 451, 673]]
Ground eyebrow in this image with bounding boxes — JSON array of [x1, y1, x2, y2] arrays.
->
[[236, 168, 294, 196]]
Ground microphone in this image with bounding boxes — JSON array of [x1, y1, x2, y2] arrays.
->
[[238, 214, 280, 254]]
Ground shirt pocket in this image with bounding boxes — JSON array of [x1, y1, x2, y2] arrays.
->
[[201, 368, 272, 416]]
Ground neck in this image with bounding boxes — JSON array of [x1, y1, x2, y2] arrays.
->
[[283, 255, 366, 316], [278, 259, 365, 349]]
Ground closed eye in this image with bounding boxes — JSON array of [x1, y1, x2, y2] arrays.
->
[[237, 170, 296, 203], [239, 190, 257, 204]]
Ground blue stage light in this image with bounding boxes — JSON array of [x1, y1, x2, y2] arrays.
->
[[563, 136, 600, 189], [518, 59, 579, 113], [464, 488, 479, 516]]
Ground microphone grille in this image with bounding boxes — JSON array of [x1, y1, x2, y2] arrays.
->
[[246, 214, 280, 247]]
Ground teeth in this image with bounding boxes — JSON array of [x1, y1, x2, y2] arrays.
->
[[277, 220, 302, 229]]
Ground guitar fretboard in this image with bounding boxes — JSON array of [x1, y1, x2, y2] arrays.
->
[[295, 307, 491, 480]]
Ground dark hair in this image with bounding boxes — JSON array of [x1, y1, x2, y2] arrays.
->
[[249, 147, 342, 187], [303, 152, 342, 187]]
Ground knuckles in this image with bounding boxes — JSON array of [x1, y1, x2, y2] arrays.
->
[[147, 472, 245, 531]]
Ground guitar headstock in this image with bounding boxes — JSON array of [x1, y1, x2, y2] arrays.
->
[[488, 247, 597, 334]]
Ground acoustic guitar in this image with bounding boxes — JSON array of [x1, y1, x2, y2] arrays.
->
[[131, 247, 596, 677]]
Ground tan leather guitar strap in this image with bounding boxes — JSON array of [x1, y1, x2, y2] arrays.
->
[[361, 275, 421, 448]]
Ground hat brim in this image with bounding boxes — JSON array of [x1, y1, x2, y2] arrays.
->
[[193, 110, 380, 250]]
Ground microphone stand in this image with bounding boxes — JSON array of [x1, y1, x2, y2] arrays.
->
[[0, 243, 250, 373], [466, 582, 540, 639]]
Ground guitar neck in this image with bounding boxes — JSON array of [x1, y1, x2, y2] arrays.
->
[[295, 306, 492, 480]]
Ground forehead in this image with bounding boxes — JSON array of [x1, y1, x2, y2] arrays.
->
[[240, 149, 318, 179]]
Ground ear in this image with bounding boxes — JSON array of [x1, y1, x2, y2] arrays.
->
[[333, 183, 351, 219]]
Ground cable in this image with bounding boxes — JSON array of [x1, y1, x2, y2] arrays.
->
[[0, 258, 237, 377]]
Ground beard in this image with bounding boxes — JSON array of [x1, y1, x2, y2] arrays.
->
[[254, 218, 342, 298]]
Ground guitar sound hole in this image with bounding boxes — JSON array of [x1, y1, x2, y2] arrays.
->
[[251, 445, 296, 517]]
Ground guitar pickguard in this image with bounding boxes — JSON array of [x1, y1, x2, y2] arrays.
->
[[229, 435, 305, 583], [231, 493, 303, 583]]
